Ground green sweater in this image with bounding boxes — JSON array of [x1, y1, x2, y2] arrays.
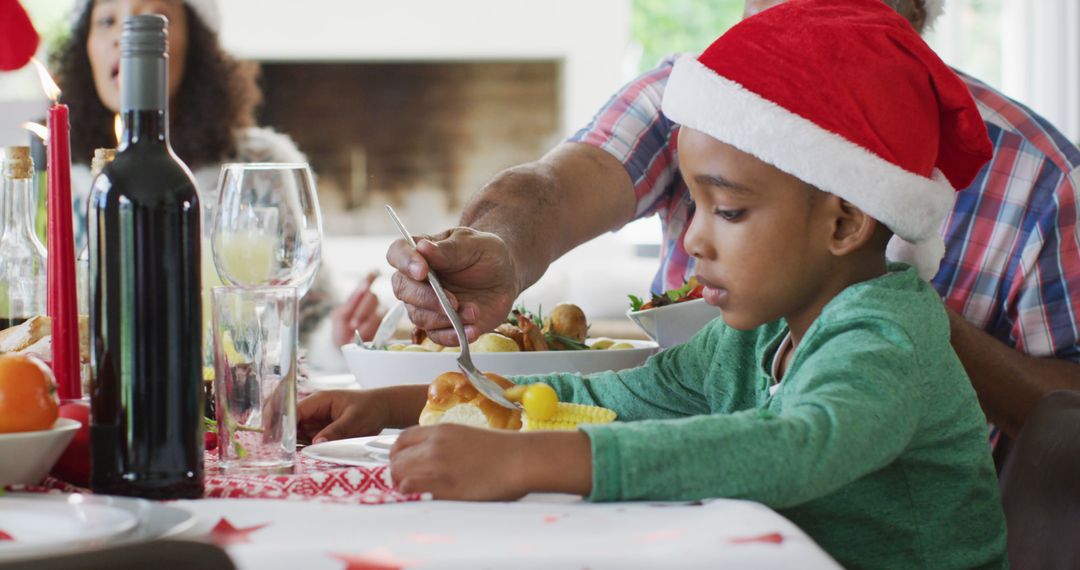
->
[[518, 265, 1007, 569]]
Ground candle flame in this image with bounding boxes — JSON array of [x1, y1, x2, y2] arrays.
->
[[31, 58, 61, 103], [114, 114, 123, 145], [21, 122, 49, 143]]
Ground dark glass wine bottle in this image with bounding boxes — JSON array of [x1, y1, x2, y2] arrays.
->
[[88, 14, 203, 499]]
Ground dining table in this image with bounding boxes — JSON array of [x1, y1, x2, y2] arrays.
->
[[1, 371, 843, 569], [2, 443, 843, 569]]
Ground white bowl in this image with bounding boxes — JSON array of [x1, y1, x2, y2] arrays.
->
[[626, 298, 722, 348], [341, 338, 658, 389], [0, 418, 81, 486]]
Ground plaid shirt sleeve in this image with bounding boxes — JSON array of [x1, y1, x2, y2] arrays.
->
[[568, 56, 683, 221], [934, 72, 1080, 363]]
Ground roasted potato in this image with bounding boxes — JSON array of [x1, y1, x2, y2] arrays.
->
[[470, 332, 520, 353], [494, 323, 526, 351], [545, 303, 588, 349]]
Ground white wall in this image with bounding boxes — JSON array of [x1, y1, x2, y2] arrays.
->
[[1000, 0, 1080, 142], [217, 0, 632, 136]]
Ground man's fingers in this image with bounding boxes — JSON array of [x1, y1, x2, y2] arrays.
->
[[386, 238, 429, 281]]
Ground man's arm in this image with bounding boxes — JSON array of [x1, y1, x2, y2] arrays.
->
[[947, 306, 1080, 437], [387, 142, 638, 345], [459, 142, 638, 292]]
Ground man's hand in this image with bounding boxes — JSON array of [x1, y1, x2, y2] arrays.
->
[[389, 424, 594, 500], [386, 228, 519, 346], [330, 271, 383, 347]]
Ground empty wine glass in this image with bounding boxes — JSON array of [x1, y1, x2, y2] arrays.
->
[[211, 163, 323, 296]]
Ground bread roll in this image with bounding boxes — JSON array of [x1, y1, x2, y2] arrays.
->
[[0, 315, 90, 362], [418, 371, 522, 430]]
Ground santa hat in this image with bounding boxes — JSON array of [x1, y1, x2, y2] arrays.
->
[[73, 0, 221, 33], [662, 0, 989, 279], [0, 0, 38, 71]]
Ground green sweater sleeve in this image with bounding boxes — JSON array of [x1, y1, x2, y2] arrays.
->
[[513, 322, 724, 420], [582, 317, 926, 505]]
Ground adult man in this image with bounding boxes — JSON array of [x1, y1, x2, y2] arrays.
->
[[387, 0, 1080, 439]]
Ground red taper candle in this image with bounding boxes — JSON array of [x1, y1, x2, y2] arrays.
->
[[46, 101, 80, 400]]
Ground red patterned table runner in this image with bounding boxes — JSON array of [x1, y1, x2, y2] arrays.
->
[[7, 451, 422, 504]]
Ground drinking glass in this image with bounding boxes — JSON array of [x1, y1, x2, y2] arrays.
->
[[211, 163, 322, 296], [213, 286, 298, 471]]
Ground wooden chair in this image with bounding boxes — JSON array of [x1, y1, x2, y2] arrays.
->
[[998, 390, 1080, 570]]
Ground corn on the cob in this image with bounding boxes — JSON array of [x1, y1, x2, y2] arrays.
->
[[521, 403, 617, 431]]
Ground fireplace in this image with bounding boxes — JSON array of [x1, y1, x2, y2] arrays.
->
[[258, 60, 560, 235], [217, 0, 631, 235]]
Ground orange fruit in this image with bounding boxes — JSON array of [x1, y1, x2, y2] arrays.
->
[[0, 354, 60, 433]]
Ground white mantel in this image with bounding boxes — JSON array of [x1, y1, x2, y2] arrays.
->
[[217, 0, 632, 136]]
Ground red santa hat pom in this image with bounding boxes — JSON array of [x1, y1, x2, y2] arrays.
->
[[0, 0, 39, 71], [662, 0, 991, 279]]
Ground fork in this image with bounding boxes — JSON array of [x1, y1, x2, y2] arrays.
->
[[384, 205, 521, 411]]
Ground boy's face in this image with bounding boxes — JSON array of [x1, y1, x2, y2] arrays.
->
[[680, 127, 836, 331]]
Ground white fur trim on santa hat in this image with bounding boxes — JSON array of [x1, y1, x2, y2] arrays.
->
[[886, 234, 946, 280], [663, 55, 956, 249]]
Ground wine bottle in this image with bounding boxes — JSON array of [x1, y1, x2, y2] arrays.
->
[[0, 146, 48, 331], [88, 14, 203, 499]]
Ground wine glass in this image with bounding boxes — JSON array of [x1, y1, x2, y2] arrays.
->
[[211, 163, 323, 296]]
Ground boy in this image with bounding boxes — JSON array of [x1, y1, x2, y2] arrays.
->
[[298, 0, 1007, 567]]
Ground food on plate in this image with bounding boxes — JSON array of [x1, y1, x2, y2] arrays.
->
[[419, 371, 616, 432], [0, 353, 60, 433], [545, 303, 588, 347], [504, 383, 558, 420], [418, 371, 522, 430], [470, 332, 520, 353], [0, 314, 91, 362], [628, 277, 705, 311], [386, 303, 635, 353]]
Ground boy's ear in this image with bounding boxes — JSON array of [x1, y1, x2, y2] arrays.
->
[[824, 196, 878, 257]]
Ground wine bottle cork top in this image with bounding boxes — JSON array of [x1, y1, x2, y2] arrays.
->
[[1, 146, 33, 179], [91, 148, 117, 177]]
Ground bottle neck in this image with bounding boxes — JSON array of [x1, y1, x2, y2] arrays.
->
[[119, 54, 169, 148], [120, 110, 168, 147], [1, 176, 43, 247]]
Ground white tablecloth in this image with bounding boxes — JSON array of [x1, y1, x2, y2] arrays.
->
[[177, 495, 842, 569]]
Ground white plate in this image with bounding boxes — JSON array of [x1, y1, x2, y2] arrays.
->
[[300, 373, 360, 392], [0, 494, 197, 561], [302, 435, 398, 467], [341, 338, 658, 389]]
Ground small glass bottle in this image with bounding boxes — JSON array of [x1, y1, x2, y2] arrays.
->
[[77, 148, 115, 315], [0, 146, 48, 330]]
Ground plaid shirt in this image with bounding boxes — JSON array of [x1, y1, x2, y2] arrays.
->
[[570, 56, 1080, 366]]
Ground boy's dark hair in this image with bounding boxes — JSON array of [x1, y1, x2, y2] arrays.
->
[[52, 5, 261, 169]]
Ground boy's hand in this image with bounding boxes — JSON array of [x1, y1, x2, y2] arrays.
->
[[389, 424, 530, 501], [297, 390, 388, 444], [389, 424, 594, 500]]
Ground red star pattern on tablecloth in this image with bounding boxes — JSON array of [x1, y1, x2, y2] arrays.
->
[[209, 518, 271, 546], [331, 549, 423, 570], [0, 530, 13, 541], [729, 532, 785, 545]]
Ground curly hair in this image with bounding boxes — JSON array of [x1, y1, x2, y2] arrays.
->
[[51, 4, 261, 168]]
